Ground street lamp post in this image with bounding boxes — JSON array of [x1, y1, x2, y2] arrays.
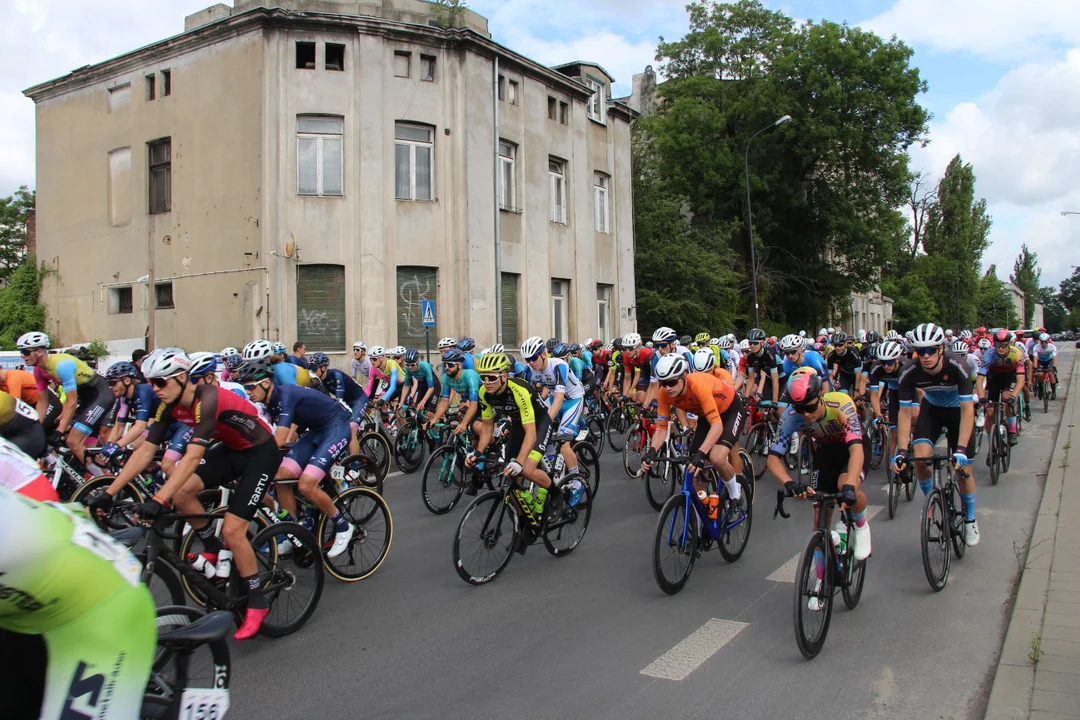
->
[[744, 114, 792, 328], [1061, 211, 1080, 216]]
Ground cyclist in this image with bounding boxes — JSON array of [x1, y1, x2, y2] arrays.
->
[[351, 341, 371, 384], [401, 348, 441, 415], [99, 361, 179, 472], [0, 482, 154, 720], [556, 343, 597, 403], [1031, 332, 1058, 391], [307, 351, 369, 456], [779, 334, 831, 391], [743, 328, 782, 407], [465, 352, 556, 517], [245, 339, 315, 388], [0, 365, 61, 434], [868, 340, 907, 469], [522, 336, 584, 479], [647, 327, 695, 406], [951, 339, 980, 378], [18, 331, 116, 466], [220, 346, 241, 383], [0, 389, 45, 459], [619, 332, 653, 404], [458, 338, 478, 371], [894, 323, 980, 546], [367, 345, 404, 412], [1015, 330, 1033, 421], [97, 348, 281, 640], [977, 328, 1026, 448], [426, 347, 482, 437], [828, 332, 862, 394], [189, 352, 249, 400], [287, 341, 309, 369], [237, 358, 355, 558]]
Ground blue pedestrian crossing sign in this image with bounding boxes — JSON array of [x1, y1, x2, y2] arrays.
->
[[422, 299, 436, 327]]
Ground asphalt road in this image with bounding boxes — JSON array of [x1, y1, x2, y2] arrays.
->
[[226, 348, 1074, 720]]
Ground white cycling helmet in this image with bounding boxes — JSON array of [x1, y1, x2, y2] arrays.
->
[[780, 334, 803, 352], [1039, 332, 1050, 342], [16, 331, 50, 350], [827, 327, 835, 335], [368, 345, 385, 358], [950, 340, 969, 356], [391, 345, 406, 356], [799, 330, 807, 338], [142, 348, 192, 379], [491, 343, 505, 354], [857, 329, 867, 342], [718, 336, 734, 350], [978, 338, 992, 350], [944, 328, 954, 338], [885, 330, 899, 340], [960, 330, 972, 340], [652, 327, 677, 343], [352, 341, 366, 350], [911, 323, 945, 348], [818, 328, 828, 338], [242, 340, 274, 360], [188, 351, 218, 377], [739, 339, 750, 351], [271, 341, 287, 355], [221, 346, 239, 358], [877, 340, 904, 361], [622, 332, 642, 348], [692, 347, 716, 373], [521, 336, 546, 359], [708, 337, 720, 347], [655, 353, 690, 381], [645, 341, 654, 348], [437, 337, 458, 350]]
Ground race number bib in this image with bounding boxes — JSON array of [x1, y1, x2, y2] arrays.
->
[[179, 688, 230, 719], [54, 503, 143, 588]]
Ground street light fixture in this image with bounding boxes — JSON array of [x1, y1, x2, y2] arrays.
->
[[745, 114, 793, 328], [1061, 211, 1080, 216]]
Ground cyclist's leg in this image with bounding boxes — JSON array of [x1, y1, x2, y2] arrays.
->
[[556, 398, 583, 473], [709, 397, 744, 497], [523, 414, 554, 490], [67, 378, 115, 464], [294, 425, 352, 520], [911, 399, 939, 495]]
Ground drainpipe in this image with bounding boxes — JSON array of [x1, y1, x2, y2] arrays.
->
[[493, 56, 503, 344]]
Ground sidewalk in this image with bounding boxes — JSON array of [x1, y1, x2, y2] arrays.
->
[[986, 349, 1080, 719]]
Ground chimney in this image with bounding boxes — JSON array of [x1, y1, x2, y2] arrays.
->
[[25, 209, 36, 257]]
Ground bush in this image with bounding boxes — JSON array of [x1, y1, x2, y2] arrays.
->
[[0, 254, 46, 350]]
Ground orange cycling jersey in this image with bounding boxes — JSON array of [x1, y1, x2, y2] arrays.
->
[[656, 370, 735, 431], [0, 368, 39, 406]]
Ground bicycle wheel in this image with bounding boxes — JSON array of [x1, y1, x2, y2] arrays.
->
[[738, 448, 755, 504], [920, 488, 951, 592], [543, 483, 592, 557], [573, 440, 601, 498], [453, 491, 519, 585], [605, 408, 630, 452], [69, 475, 148, 516], [842, 546, 867, 610], [717, 475, 753, 563], [148, 605, 232, 706], [623, 425, 648, 479], [421, 446, 466, 515], [946, 475, 967, 560], [144, 556, 186, 609], [745, 424, 769, 480], [645, 460, 678, 511], [177, 508, 272, 608], [358, 430, 391, 481], [393, 421, 426, 474], [1044, 380, 1050, 413], [887, 464, 899, 519], [249, 521, 324, 637], [869, 426, 885, 470], [989, 425, 1001, 486], [316, 487, 393, 582], [1001, 423, 1013, 473], [904, 463, 915, 501], [338, 453, 384, 495], [652, 493, 698, 595], [586, 414, 606, 454], [793, 529, 833, 660]]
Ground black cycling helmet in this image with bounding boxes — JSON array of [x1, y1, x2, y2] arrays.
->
[[866, 330, 880, 344], [236, 358, 273, 383], [441, 348, 466, 364], [458, 337, 476, 352], [746, 328, 767, 343], [679, 335, 693, 347], [612, 338, 624, 350], [832, 331, 848, 345], [105, 361, 139, 382], [546, 337, 560, 351], [552, 343, 570, 358], [308, 352, 330, 368], [569, 343, 582, 354], [404, 349, 420, 364]]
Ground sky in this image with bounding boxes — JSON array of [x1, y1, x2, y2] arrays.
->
[[2, 0, 1078, 287]]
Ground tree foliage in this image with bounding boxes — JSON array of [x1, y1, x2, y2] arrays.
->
[[1010, 244, 1041, 327], [976, 271, 1019, 330], [1059, 266, 1080, 312], [430, 0, 469, 27], [1039, 287, 1068, 333], [0, 186, 35, 282], [0, 254, 47, 350]]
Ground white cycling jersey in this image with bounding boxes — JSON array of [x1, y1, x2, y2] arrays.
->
[[530, 357, 584, 401], [0, 436, 46, 494]]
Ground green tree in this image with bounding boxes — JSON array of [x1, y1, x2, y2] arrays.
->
[[0, 254, 47, 349], [976, 270, 1019, 329], [1010, 244, 1041, 327], [1059, 266, 1080, 311], [882, 272, 939, 330], [430, 0, 468, 27], [0, 186, 35, 281], [1039, 287, 1067, 332]]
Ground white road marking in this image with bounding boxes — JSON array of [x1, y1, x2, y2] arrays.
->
[[640, 618, 749, 681], [767, 505, 883, 583]]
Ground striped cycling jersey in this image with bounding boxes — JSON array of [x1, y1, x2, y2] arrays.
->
[[898, 353, 975, 408]]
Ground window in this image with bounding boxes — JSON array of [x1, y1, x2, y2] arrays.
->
[[594, 173, 610, 233], [394, 51, 411, 78], [108, 286, 133, 315], [508, 80, 518, 105], [586, 77, 606, 124], [559, 101, 569, 125], [395, 123, 433, 201], [420, 54, 436, 81], [551, 279, 570, 340], [155, 282, 174, 310], [498, 141, 516, 211], [161, 69, 171, 97], [597, 284, 614, 343], [297, 115, 344, 196], [107, 84, 130, 112], [549, 158, 566, 224], [296, 41, 316, 69], [548, 96, 557, 120], [148, 138, 171, 215], [498, 74, 506, 101], [501, 273, 520, 347], [297, 265, 346, 351], [145, 74, 156, 102], [396, 266, 438, 345], [325, 43, 345, 71], [108, 147, 132, 226]]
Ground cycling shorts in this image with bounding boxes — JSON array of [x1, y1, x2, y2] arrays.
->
[[913, 400, 970, 454], [810, 442, 852, 494], [984, 373, 1017, 403], [1036, 359, 1055, 371], [349, 394, 371, 426], [2, 413, 46, 459], [42, 390, 63, 434], [506, 412, 553, 464], [281, 424, 352, 479], [162, 421, 194, 461], [194, 440, 282, 521], [72, 376, 117, 436], [554, 397, 583, 436], [689, 393, 744, 451], [836, 372, 857, 394]]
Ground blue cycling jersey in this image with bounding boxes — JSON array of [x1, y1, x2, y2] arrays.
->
[[273, 362, 300, 386], [128, 383, 160, 423], [782, 350, 829, 381], [440, 369, 481, 403], [511, 360, 532, 382], [461, 354, 476, 372], [405, 361, 437, 388], [286, 355, 310, 370], [1032, 343, 1058, 363], [581, 350, 594, 370], [265, 384, 350, 431], [321, 368, 366, 404]]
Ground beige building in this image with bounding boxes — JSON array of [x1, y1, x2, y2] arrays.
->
[[24, 0, 638, 359]]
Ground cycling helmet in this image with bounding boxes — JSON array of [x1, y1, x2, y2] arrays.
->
[[353, 341, 366, 351], [911, 323, 945, 348], [944, 328, 954, 338], [950, 340, 969, 356], [437, 337, 458, 350], [878, 340, 904, 362], [271, 342, 287, 355], [779, 334, 803, 353], [652, 326, 677, 343], [990, 328, 1010, 344], [242, 340, 274, 360], [105, 361, 139, 382], [521, 336, 546, 360], [477, 348, 490, 357], [458, 337, 476, 352], [476, 352, 511, 374], [904, 330, 915, 342], [309, 352, 330, 368], [866, 331, 880, 344], [16, 331, 50, 350], [569, 343, 582, 354], [646, 341, 654, 349], [654, 353, 689, 381], [391, 346, 407, 357], [832, 331, 847, 346], [694, 332, 710, 344], [977, 338, 992, 350], [799, 330, 807, 338], [679, 335, 693, 347], [589, 340, 604, 351], [404, 349, 420, 364], [718, 336, 734, 350], [235, 358, 273, 383], [546, 338, 560, 352], [1015, 329, 1026, 339], [368, 345, 385, 358], [708, 337, 720, 347], [221, 346, 240, 359], [818, 328, 828, 338], [441, 348, 465, 364], [738, 339, 748, 351], [490, 344, 505, 354], [960, 330, 972, 340], [788, 371, 823, 406], [142, 348, 192, 379], [746, 328, 767, 343], [1039, 332, 1050, 342], [692, 347, 716, 373], [622, 332, 642, 349], [885, 330, 900, 341], [223, 353, 243, 372], [857, 329, 867, 342], [552, 343, 570, 358], [187, 352, 218, 378]]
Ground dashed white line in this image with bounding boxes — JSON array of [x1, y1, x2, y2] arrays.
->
[[640, 618, 749, 681]]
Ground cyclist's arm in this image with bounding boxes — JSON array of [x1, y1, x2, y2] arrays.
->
[[154, 442, 208, 504], [381, 369, 399, 401], [115, 420, 148, 449], [474, 416, 494, 453], [769, 368, 779, 401], [105, 440, 158, 496], [869, 385, 883, 417]]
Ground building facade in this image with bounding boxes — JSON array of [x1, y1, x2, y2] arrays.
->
[[24, 0, 637, 358]]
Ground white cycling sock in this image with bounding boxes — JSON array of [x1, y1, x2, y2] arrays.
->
[[724, 476, 741, 501]]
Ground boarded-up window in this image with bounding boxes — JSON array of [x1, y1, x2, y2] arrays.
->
[[108, 147, 132, 226], [396, 266, 437, 346], [500, 272, 519, 348], [107, 84, 130, 113], [297, 264, 346, 351], [148, 138, 171, 215]]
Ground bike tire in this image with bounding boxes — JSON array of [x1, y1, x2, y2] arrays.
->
[[338, 453, 385, 495], [145, 605, 232, 718], [652, 493, 698, 595], [842, 549, 866, 610], [717, 475, 753, 563], [793, 529, 833, 660], [869, 426, 885, 470], [605, 408, 630, 453], [421, 446, 466, 515], [246, 521, 324, 637], [586, 414, 606, 455], [737, 448, 755, 504], [1044, 381, 1050, 413], [543, 483, 592, 557], [645, 460, 678, 511], [920, 488, 950, 592], [946, 474, 967, 560], [745, 424, 769, 480], [904, 463, 915, 501], [989, 426, 1001, 486], [1002, 425, 1013, 474], [144, 556, 186, 609], [393, 421, 426, 474], [623, 425, 647, 479], [573, 440, 601, 498], [177, 507, 272, 608], [887, 466, 899, 519], [316, 487, 393, 582], [358, 430, 392, 482], [453, 491, 518, 585]]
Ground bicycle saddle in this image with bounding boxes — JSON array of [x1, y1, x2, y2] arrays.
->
[[157, 611, 233, 647]]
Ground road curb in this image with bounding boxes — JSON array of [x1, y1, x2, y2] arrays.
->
[[984, 350, 1077, 720]]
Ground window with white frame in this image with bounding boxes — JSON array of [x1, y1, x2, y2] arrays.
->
[[499, 141, 516, 210], [594, 173, 609, 233], [549, 158, 566, 224], [552, 278, 570, 340], [395, 123, 434, 201], [586, 77, 606, 124], [597, 284, 614, 343], [297, 116, 343, 196]]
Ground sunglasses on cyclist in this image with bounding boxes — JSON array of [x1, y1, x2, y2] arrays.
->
[[443, 362, 460, 370], [150, 377, 173, 389], [107, 379, 124, 387], [480, 374, 502, 383], [793, 400, 820, 414], [242, 383, 262, 392], [750, 341, 762, 347], [784, 349, 801, 357], [407, 362, 419, 369], [526, 353, 544, 363], [19, 349, 33, 356], [915, 346, 939, 357], [659, 379, 681, 388], [655, 342, 671, 350]]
